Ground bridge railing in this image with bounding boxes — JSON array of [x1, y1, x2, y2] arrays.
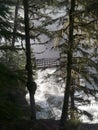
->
[[36, 58, 60, 68]]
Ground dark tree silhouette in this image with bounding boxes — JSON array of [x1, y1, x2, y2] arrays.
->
[[23, 0, 36, 121], [59, 0, 76, 129]]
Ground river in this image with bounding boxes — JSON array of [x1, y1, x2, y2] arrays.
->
[[26, 68, 98, 123]]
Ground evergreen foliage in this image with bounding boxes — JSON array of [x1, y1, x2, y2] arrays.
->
[[0, 3, 12, 40], [45, 0, 98, 123], [0, 0, 98, 129], [0, 63, 28, 122], [0, 1, 29, 123]]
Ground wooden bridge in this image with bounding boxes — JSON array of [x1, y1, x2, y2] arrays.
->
[[36, 58, 60, 69], [0, 57, 60, 69]]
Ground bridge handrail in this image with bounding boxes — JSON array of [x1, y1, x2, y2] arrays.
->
[[36, 58, 60, 68]]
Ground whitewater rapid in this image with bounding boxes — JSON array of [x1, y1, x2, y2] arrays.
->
[[26, 68, 98, 123]]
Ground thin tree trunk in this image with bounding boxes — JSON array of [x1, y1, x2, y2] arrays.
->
[[59, 0, 75, 129], [70, 85, 75, 120], [12, 0, 19, 47], [23, 0, 36, 121]]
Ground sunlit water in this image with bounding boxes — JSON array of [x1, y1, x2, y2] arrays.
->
[[26, 68, 98, 123]]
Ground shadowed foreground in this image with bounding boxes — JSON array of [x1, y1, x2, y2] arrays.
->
[[1, 119, 98, 130]]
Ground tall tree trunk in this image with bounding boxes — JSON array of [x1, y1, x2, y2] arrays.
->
[[70, 84, 75, 120], [23, 0, 36, 121], [59, 0, 75, 129], [12, 0, 19, 47]]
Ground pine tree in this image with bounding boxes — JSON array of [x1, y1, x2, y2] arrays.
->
[[46, 0, 98, 125], [59, 0, 76, 129], [0, 2, 12, 40], [23, 0, 37, 121]]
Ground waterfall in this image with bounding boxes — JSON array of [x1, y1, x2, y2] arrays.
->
[[26, 68, 98, 123]]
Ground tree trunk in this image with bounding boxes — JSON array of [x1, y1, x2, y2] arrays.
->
[[70, 84, 75, 120], [59, 0, 75, 129], [23, 0, 36, 121], [12, 0, 19, 47]]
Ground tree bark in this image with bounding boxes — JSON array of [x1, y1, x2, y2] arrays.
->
[[70, 84, 75, 120], [12, 0, 19, 47], [59, 0, 75, 129], [23, 0, 36, 121]]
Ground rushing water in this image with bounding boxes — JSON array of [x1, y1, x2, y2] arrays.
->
[[26, 68, 98, 123]]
